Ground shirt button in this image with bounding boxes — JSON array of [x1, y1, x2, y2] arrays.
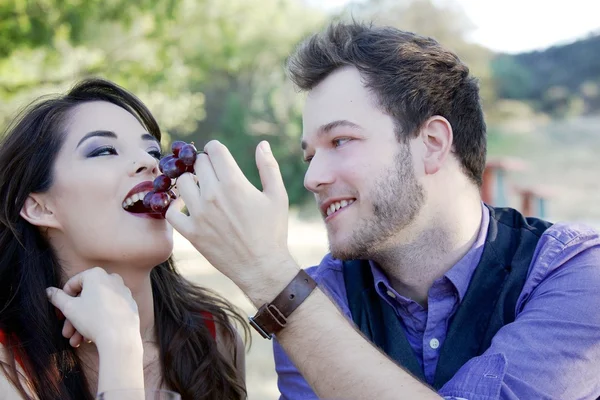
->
[[386, 290, 396, 299], [429, 338, 440, 349]]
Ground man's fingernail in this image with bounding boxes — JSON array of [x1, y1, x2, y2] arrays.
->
[[45, 288, 52, 297], [260, 141, 271, 154]]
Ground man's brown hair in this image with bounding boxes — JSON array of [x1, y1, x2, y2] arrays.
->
[[287, 21, 487, 186]]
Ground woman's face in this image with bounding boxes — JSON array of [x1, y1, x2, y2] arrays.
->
[[39, 101, 173, 269]]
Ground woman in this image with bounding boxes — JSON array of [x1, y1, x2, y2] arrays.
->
[[0, 78, 249, 399]]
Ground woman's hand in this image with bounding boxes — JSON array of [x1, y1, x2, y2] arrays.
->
[[46, 267, 146, 394], [46, 267, 141, 350]]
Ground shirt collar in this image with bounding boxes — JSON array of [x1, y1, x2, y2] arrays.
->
[[370, 202, 490, 303]]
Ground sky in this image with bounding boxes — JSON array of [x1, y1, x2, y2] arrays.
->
[[312, 0, 600, 54]]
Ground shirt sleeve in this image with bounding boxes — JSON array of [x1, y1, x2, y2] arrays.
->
[[273, 338, 319, 400], [439, 226, 600, 400], [272, 225, 600, 400], [272, 262, 351, 400]]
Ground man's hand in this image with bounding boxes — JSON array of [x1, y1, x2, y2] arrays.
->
[[166, 140, 299, 304]]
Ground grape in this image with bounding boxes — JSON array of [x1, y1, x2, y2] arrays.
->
[[149, 192, 170, 212], [153, 141, 197, 201], [171, 141, 186, 157], [162, 157, 187, 179], [143, 191, 154, 208], [178, 144, 197, 166], [159, 155, 174, 173], [153, 175, 171, 192]]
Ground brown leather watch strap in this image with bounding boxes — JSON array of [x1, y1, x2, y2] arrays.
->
[[249, 269, 317, 339]]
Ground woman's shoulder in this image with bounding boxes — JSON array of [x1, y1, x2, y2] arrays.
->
[[0, 330, 34, 399], [0, 331, 23, 367]]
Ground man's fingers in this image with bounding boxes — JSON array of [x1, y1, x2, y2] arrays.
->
[[194, 152, 219, 194], [175, 172, 202, 216], [256, 141, 286, 197], [203, 140, 246, 183], [165, 203, 193, 238]]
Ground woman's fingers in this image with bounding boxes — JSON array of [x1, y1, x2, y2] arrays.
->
[[69, 331, 84, 348], [62, 319, 75, 339]]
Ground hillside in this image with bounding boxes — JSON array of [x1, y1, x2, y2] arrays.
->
[[491, 33, 600, 117]]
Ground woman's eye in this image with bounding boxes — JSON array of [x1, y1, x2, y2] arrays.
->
[[148, 150, 162, 160], [88, 146, 118, 157]]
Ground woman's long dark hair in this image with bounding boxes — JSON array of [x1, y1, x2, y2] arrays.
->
[[0, 78, 249, 399]]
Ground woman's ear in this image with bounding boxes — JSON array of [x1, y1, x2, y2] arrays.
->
[[20, 194, 62, 229]]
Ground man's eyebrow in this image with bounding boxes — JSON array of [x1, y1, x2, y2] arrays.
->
[[301, 120, 362, 150]]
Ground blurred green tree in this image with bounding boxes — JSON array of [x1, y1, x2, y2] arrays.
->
[[0, 0, 324, 205]]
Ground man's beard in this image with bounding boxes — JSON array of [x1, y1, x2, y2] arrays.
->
[[329, 145, 425, 261]]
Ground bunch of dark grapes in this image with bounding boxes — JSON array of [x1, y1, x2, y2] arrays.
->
[[144, 141, 198, 214]]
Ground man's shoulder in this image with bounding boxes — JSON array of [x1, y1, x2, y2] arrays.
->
[[541, 221, 600, 248], [520, 221, 600, 303], [529, 220, 600, 273], [527, 220, 600, 269]]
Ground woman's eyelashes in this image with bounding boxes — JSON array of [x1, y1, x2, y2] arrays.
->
[[87, 145, 117, 157], [148, 149, 162, 160], [86, 145, 162, 159]]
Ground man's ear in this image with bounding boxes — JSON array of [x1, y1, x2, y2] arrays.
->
[[20, 194, 62, 229], [420, 115, 453, 176]]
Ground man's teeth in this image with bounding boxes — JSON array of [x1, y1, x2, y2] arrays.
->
[[326, 199, 354, 216], [122, 191, 150, 209]]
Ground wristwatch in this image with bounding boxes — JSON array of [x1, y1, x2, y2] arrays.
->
[[249, 269, 317, 339]]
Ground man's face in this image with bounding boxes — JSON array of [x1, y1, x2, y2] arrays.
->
[[301, 66, 425, 260]]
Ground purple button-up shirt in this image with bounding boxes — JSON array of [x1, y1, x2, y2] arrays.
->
[[273, 204, 600, 399]]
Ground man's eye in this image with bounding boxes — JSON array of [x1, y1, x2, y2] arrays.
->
[[333, 138, 351, 147]]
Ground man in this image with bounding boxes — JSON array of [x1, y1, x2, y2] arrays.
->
[[168, 21, 600, 400]]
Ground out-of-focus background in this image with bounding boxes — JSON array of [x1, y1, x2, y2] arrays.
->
[[1, 0, 599, 398]]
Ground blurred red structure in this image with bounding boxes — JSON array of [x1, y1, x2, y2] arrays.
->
[[513, 185, 555, 219], [481, 157, 552, 218]]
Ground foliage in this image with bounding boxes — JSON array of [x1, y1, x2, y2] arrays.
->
[[0, 0, 323, 206], [1, 0, 596, 207]]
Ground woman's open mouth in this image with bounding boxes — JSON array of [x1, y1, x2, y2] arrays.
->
[[122, 183, 165, 219]]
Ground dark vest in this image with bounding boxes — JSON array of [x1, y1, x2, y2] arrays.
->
[[343, 206, 552, 389]]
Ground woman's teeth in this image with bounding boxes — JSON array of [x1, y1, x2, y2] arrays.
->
[[122, 191, 150, 209], [327, 199, 355, 216]]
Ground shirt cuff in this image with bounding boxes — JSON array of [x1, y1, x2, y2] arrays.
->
[[438, 353, 507, 400]]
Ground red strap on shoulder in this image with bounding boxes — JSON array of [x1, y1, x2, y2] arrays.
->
[[200, 311, 216, 339], [0, 330, 24, 368]]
